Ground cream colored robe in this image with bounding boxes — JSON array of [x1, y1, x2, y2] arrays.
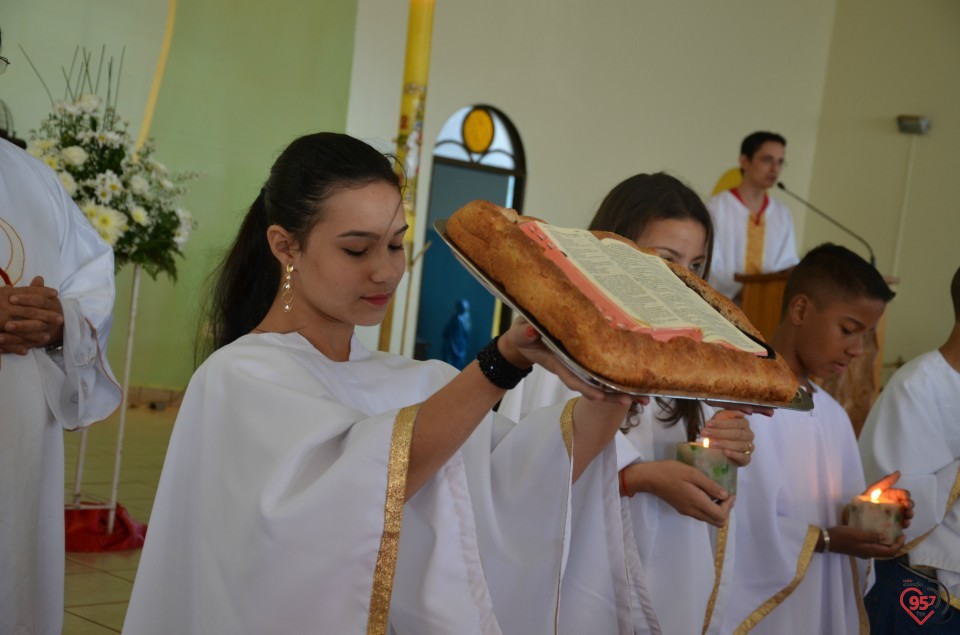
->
[[859, 350, 960, 608], [720, 387, 872, 635], [123, 332, 618, 634], [706, 190, 798, 300], [501, 366, 735, 634]]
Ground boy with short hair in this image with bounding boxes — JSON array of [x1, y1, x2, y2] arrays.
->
[[720, 243, 913, 635], [858, 264, 960, 631]]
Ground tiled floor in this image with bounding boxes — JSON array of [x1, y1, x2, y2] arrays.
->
[[62, 406, 177, 634]]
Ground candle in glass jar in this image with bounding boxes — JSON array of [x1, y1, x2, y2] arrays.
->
[[676, 437, 737, 494], [847, 488, 903, 544]]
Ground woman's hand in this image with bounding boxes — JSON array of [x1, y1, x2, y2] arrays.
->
[[621, 460, 733, 527], [702, 410, 755, 466]]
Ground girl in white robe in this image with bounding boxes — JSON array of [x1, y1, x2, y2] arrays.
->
[[123, 132, 634, 635], [499, 173, 756, 634]]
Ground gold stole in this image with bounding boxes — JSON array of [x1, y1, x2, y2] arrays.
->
[[732, 189, 769, 275]]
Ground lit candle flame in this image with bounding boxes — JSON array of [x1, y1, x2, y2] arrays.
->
[[870, 488, 882, 503], [702, 438, 710, 449]]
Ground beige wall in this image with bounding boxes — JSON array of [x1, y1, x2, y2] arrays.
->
[[347, 0, 839, 353], [807, 0, 960, 375]]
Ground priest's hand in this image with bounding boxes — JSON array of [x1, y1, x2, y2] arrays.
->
[[0, 276, 64, 355], [823, 525, 906, 559], [621, 460, 734, 528], [864, 471, 915, 530], [702, 410, 755, 466]]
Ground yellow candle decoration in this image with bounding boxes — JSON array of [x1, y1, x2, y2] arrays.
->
[[676, 436, 738, 494], [847, 487, 903, 544], [379, 0, 436, 352]]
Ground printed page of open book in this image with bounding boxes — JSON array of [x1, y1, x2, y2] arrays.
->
[[525, 222, 766, 356], [599, 238, 766, 355]]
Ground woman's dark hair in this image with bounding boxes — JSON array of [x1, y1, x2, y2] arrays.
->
[[588, 172, 713, 441], [588, 172, 714, 281], [203, 132, 400, 355]]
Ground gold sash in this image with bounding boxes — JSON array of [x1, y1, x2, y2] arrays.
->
[[731, 189, 769, 275]]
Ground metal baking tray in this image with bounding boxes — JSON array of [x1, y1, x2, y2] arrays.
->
[[435, 219, 813, 411]]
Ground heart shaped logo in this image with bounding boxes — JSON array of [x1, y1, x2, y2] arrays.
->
[[899, 587, 935, 626]]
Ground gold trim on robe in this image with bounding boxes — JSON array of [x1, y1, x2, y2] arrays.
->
[[849, 556, 870, 634], [899, 465, 960, 557], [366, 404, 419, 635], [732, 524, 820, 634], [560, 398, 576, 457], [701, 520, 730, 634], [552, 398, 577, 632]]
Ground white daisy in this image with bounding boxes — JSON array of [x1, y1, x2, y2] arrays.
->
[[130, 206, 150, 226], [129, 174, 149, 196], [60, 146, 88, 167], [58, 171, 77, 196]]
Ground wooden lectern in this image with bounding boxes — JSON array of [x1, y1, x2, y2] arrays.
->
[[734, 270, 890, 437], [734, 270, 791, 343]]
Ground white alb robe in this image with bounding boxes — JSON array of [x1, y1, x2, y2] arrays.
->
[[123, 332, 619, 635], [500, 366, 735, 634], [858, 350, 960, 605], [720, 387, 872, 635], [0, 139, 121, 635], [706, 190, 799, 300]]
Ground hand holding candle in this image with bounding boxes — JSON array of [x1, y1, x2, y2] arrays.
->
[[620, 461, 733, 527], [701, 410, 755, 466], [846, 471, 914, 546], [676, 436, 738, 495]]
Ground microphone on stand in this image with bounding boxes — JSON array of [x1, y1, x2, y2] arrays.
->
[[775, 182, 876, 267]]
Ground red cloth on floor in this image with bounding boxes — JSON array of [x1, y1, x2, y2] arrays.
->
[[65, 503, 147, 552]]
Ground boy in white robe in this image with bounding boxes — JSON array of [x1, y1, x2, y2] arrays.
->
[[0, 137, 121, 634], [859, 264, 960, 631], [720, 244, 912, 635]]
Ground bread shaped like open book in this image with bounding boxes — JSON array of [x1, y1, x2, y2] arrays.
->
[[446, 200, 799, 404]]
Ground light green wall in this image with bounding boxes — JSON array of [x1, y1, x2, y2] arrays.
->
[[1, 0, 166, 149], [808, 0, 960, 374], [4, 1, 359, 389]]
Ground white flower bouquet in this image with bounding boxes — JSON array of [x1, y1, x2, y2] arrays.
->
[[26, 50, 199, 281]]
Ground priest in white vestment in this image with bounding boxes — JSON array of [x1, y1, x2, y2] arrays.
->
[[859, 268, 960, 626], [0, 138, 121, 634], [707, 132, 798, 301]]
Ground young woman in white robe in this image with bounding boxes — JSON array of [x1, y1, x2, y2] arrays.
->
[[122, 132, 637, 635], [498, 173, 756, 634]]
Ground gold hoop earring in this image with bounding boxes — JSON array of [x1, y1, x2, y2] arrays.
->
[[281, 263, 294, 312]]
